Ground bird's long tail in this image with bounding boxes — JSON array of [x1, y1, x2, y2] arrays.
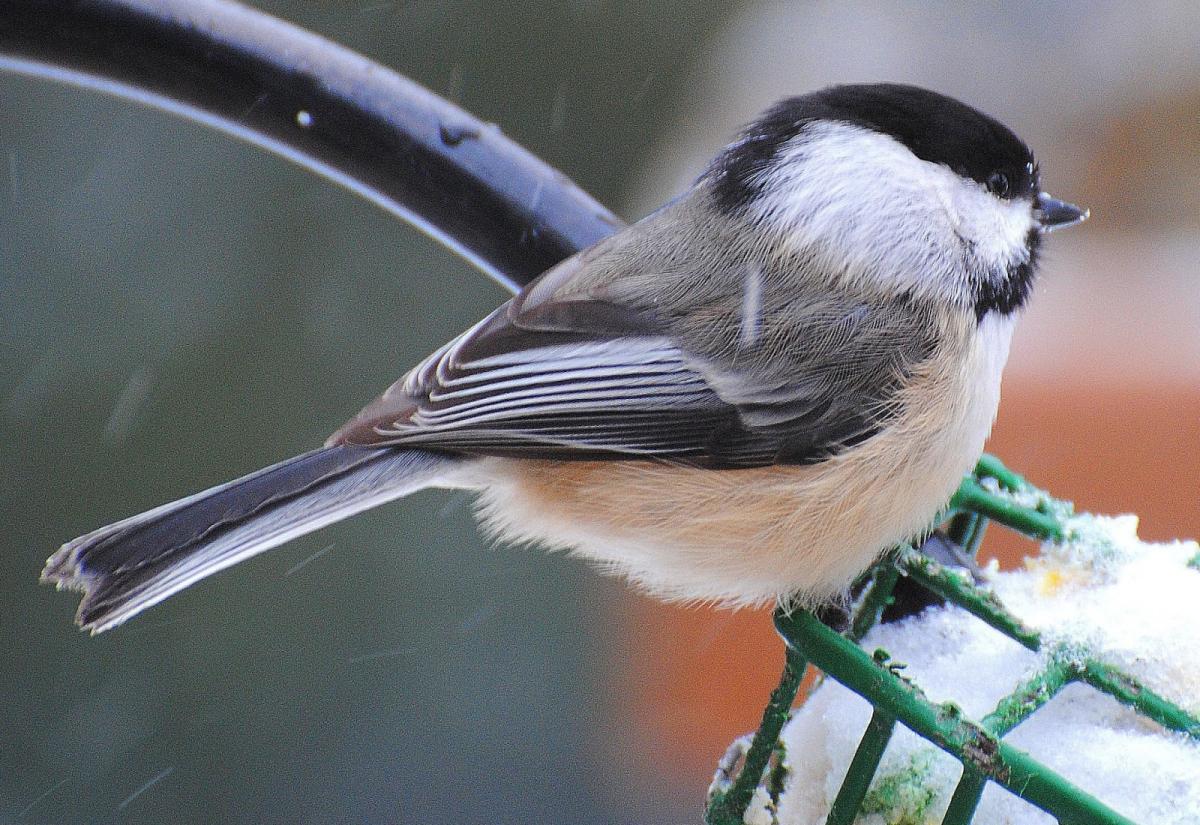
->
[[42, 446, 454, 634]]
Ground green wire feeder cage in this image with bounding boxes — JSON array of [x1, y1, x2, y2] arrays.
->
[[704, 454, 1200, 825]]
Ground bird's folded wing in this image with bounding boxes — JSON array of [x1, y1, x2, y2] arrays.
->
[[328, 237, 937, 467]]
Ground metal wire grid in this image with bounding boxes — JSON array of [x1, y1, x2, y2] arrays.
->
[[705, 455, 1200, 825]]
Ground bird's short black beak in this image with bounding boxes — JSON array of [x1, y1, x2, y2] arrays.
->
[[1036, 192, 1089, 233]]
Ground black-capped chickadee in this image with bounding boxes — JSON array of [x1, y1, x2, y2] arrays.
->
[[44, 83, 1087, 633]]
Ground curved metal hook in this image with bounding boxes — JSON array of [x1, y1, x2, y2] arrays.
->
[[0, 0, 625, 293]]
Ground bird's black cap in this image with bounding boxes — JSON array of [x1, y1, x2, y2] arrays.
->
[[709, 83, 1038, 213]]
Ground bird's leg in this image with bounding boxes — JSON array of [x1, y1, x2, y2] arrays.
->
[[918, 531, 986, 581]]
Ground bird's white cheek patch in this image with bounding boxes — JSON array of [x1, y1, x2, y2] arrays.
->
[[748, 124, 966, 298], [747, 122, 1035, 302]]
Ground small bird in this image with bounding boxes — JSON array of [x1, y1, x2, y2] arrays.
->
[[44, 83, 1087, 634]]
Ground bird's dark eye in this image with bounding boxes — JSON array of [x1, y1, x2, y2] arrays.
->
[[986, 171, 1010, 197]]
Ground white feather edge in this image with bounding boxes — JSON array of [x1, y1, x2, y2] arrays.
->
[[395, 336, 720, 431]]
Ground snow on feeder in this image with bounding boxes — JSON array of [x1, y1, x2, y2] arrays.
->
[[706, 456, 1200, 825]]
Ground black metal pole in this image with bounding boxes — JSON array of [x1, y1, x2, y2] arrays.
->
[[0, 0, 624, 292]]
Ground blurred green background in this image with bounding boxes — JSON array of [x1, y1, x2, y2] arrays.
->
[[2, 2, 1198, 824]]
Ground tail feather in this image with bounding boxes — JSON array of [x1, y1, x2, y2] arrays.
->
[[43, 446, 453, 633]]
